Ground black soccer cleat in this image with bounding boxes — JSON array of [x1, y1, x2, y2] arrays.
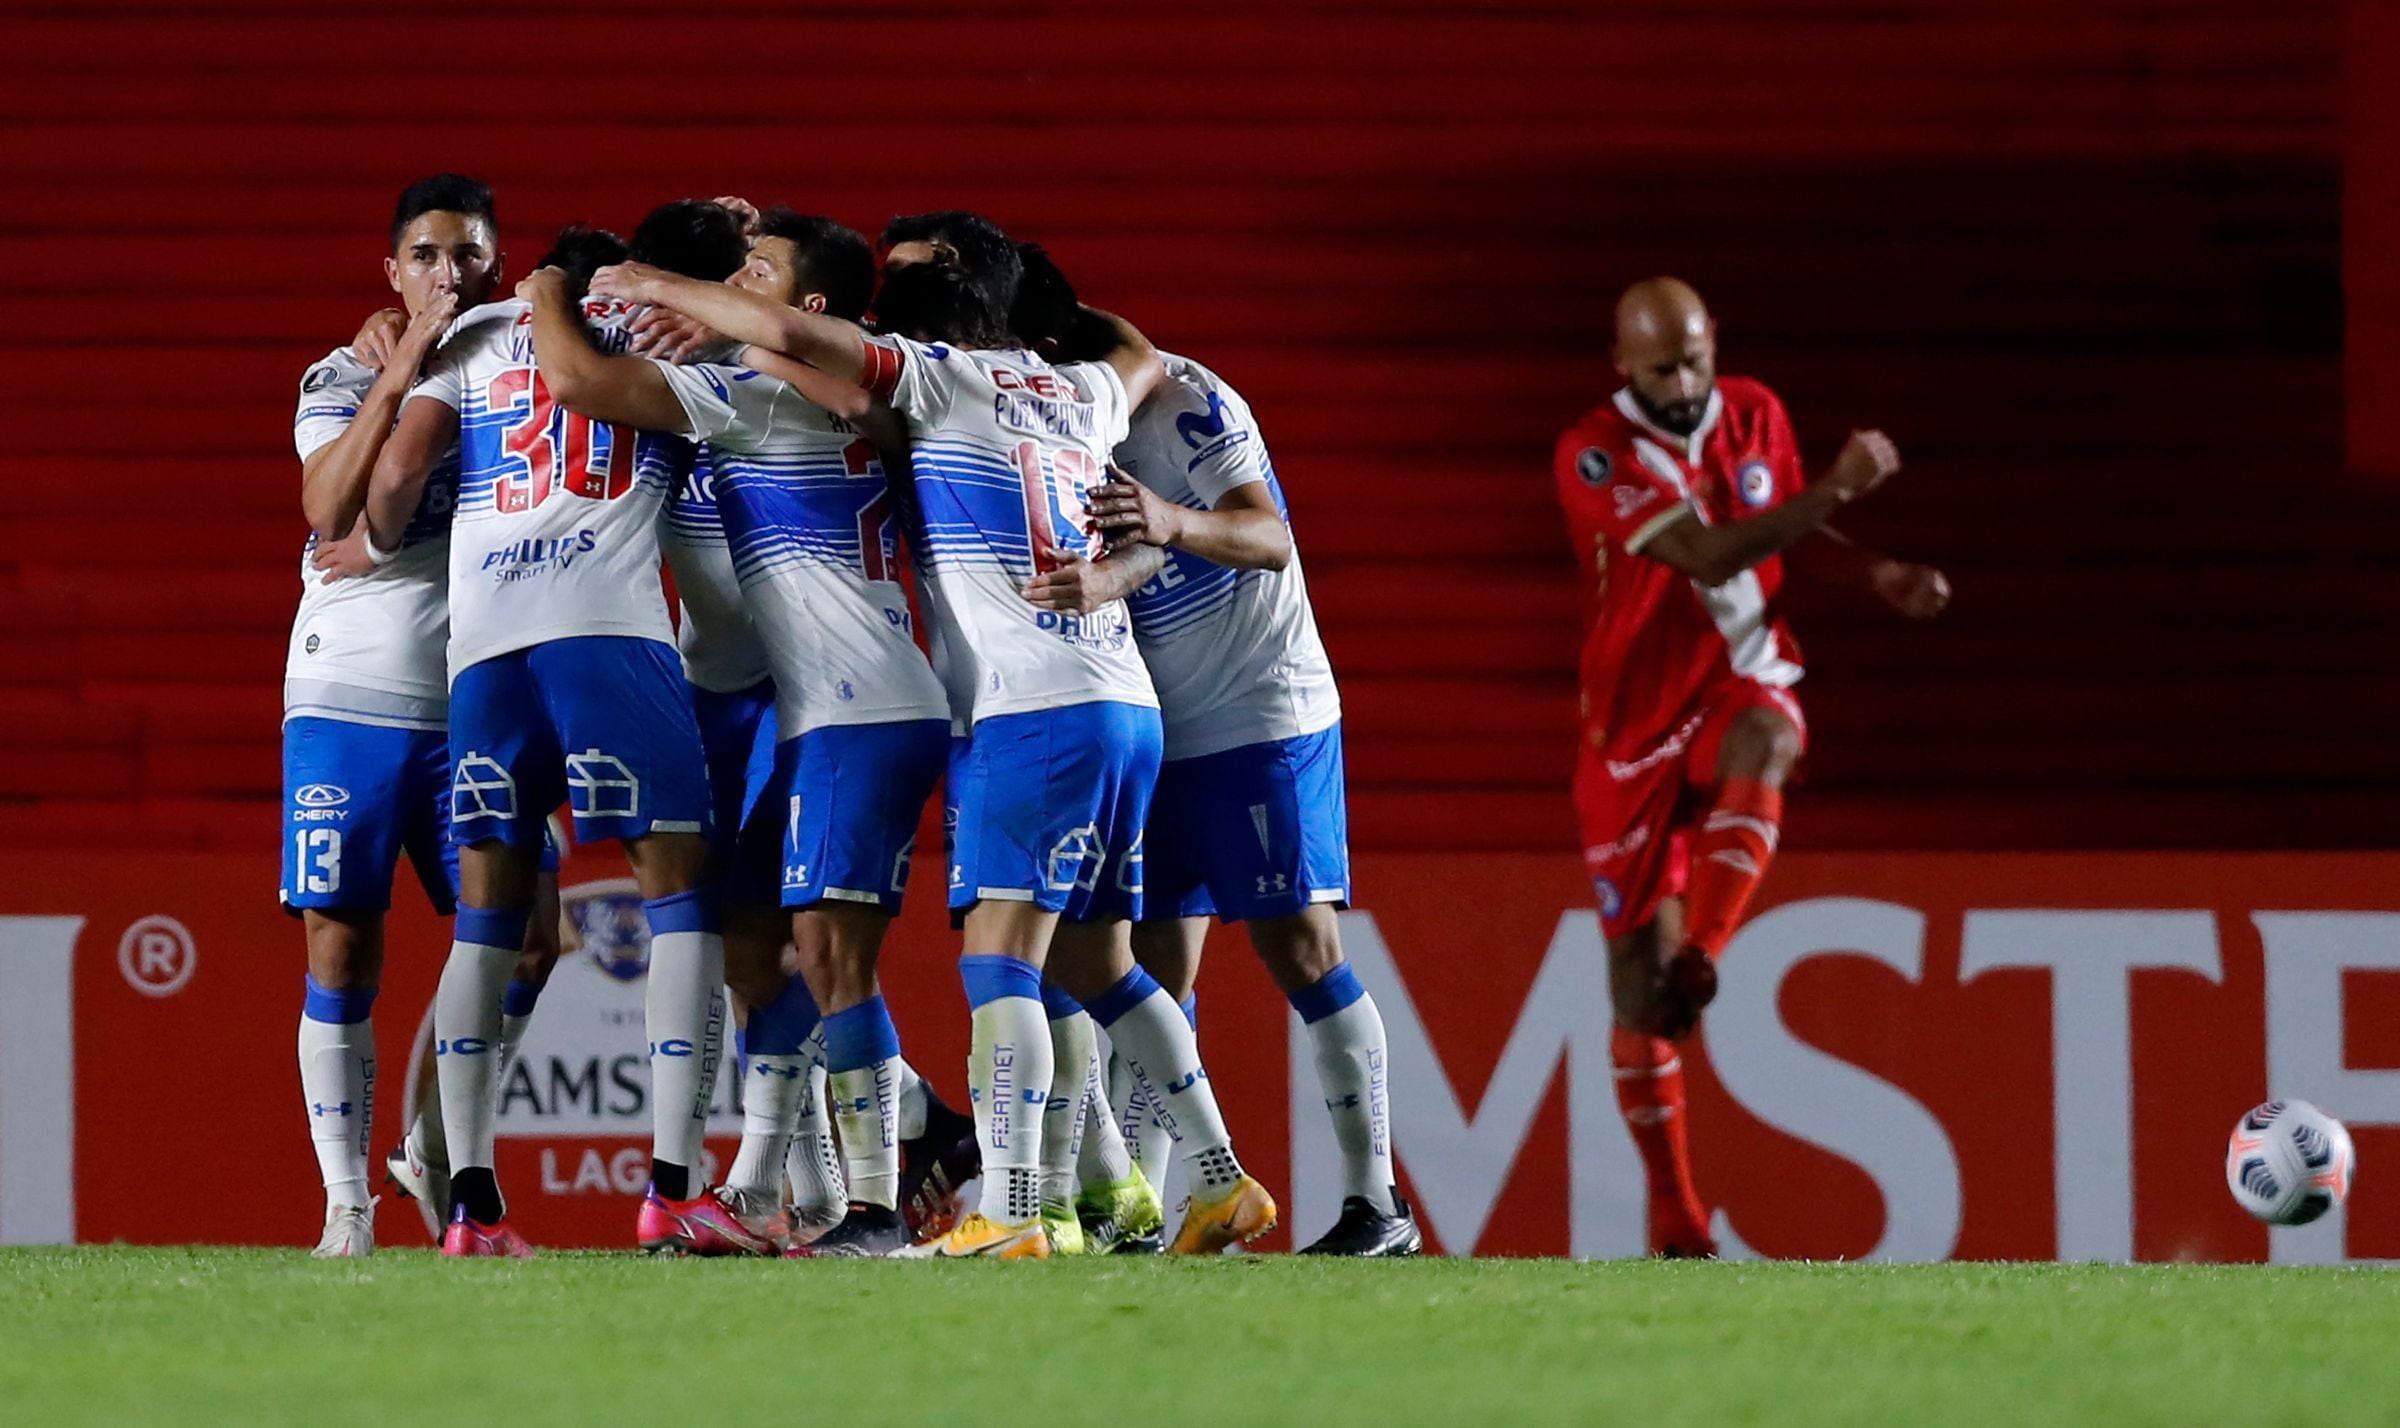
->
[[1110, 1228, 1165, 1256], [898, 1086, 983, 1243], [1297, 1193, 1424, 1258], [789, 1203, 911, 1259]]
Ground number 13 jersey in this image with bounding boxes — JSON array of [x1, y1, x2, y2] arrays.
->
[[412, 298, 692, 681]]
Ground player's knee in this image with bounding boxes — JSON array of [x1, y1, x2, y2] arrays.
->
[[1606, 931, 1665, 1032], [1251, 909, 1343, 994], [303, 910, 383, 989], [1720, 709, 1803, 784]]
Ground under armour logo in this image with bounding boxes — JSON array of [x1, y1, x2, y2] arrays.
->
[[310, 1101, 352, 1117], [1256, 873, 1290, 895]]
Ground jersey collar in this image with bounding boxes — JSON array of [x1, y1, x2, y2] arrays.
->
[[1612, 386, 1723, 464]]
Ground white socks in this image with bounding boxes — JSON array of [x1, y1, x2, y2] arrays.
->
[[1041, 1003, 1097, 1211], [962, 955, 1050, 1225], [298, 976, 376, 1211], [823, 996, 907, 1212], [642, 892, 726, 1196], [435, 909, 522, 1178], [1077, 1047, 1136, 1188], [783, 1055, 846, 1220], [1292, 964, 1397, 1213], [1111, 1050, 1174, 1196], [1088, 968, 1243, 1195], [727, 1029, 819, 1201]]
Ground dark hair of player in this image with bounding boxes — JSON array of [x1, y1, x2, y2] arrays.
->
[[630, 199, 748, 284], [534, 224, 630, 300], [390, 173, 498, 252], [757, 209, 875, 322], [1009, 241, 1117, 363], [876, 210, 1022, 347]]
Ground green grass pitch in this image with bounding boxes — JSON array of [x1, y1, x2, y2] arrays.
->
[[3, 1248, 2394, 1425]]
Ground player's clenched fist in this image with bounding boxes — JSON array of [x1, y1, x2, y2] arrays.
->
[[350, 308, 405, 370], [1820, 429, 1901, 504], [1870, 560, 1952, 620]]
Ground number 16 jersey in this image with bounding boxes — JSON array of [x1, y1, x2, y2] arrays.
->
[[857, 336, 1155, 725], [412, 298, 692, 681]]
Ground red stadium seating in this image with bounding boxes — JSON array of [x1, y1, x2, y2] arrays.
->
[[0, 0, 2371, 852]]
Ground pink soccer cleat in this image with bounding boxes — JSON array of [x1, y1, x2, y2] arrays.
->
[[440, 1205, 534, 1259], [636, 1184, 780, 1257]]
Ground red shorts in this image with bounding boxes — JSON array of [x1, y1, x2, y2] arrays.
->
[[1571, 680, 1805, 939]]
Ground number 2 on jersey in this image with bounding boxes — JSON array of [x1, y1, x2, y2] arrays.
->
[[486, 368, 636, 513]]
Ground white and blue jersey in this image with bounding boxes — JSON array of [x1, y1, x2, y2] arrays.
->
[[656, 359, 949, 911], [415, 298, 692, 679], [287, 345, 457, 731], [282, 344, 459, 913], [660, 446, 781, 897], [1116, 354, 1348, 922], [414, 298, 711, 850], [1116, 353, 1339, 761], [855, 335, 1159, 919]]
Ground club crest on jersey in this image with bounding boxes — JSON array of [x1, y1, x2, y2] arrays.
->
[[1592, 875, 1624, 920], [1575, 447, 1613, 486], [1736, 460, 1774, 508]]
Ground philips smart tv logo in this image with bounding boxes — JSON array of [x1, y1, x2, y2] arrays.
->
[[1033, 606, 1131, 652], [484, 530, 600, 584]]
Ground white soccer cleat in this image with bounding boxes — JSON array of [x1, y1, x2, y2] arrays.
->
[[312, 1201, 376, 1259], [384, 1136, 450, 1244]]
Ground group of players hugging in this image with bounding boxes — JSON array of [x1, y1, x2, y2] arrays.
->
[[285, 173, 1947, 1263]]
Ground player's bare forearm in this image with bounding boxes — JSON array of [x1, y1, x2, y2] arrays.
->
[[1641, 485, 1845, 587], [528, 284, 690, 434], [593, 263, 866, 383], [1079, 306, 1166, 408], [1175, 505, 1290, 570], [300, 369, 411, 541], [1020, 541, 1167, 614], [364, 397, 456, 551], [738, 345, 878, 426]]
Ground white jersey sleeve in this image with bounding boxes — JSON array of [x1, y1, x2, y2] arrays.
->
[[1152, 359, 1269, 505], [294, 348, 379, 462], [857, 334, 960, 427], [410, 305, 507, 412], [656, 359, 787, 449]]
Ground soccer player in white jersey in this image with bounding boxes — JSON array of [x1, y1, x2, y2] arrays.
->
[[283, 174, 560, 1257], [1014, 246, 1421, 1255], [364, 203, 750, 1256], [593, 209, 1276, 1258], [535, 209, 967, 1257]]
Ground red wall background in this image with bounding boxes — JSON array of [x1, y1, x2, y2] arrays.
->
[[0, 0, 2375, 859]]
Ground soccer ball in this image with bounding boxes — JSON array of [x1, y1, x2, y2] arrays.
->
[[2226, 1099, 2355, 1226]]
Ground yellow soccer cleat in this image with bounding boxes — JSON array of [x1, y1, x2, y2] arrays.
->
[[1040, 1202, 1086, 1257], [1076, 1173, 1166, 1255], [1169, 1174, 1278, 1255], [896, 1211, 1052, 1260]]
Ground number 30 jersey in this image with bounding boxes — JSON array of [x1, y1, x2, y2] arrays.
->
[[655, 360, 949, 737], [286, 344, 457, 731], [412, 299, 692, 681], [858, 336, 1155, 726]]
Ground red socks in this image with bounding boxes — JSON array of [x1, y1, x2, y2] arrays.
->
[[1611, 1025, 1709, 1251], [1682, 776, 1782, 958]]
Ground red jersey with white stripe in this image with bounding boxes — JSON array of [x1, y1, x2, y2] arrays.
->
[[1553, 377, 1807, 764]]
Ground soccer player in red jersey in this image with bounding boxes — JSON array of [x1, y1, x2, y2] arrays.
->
[[1553, 278, 1951, 1256]]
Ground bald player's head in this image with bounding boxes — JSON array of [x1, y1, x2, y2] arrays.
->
[[1613, 277, 1718, 436]]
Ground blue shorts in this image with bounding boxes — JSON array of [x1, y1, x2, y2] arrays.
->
[[1147, 724, 1352, 923], [449, 636, 713, 850], [281, 716, 456, 915], [776, 719, 948, 914], [946, 701, 1162, 926], [692, 678, 781, 903]]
